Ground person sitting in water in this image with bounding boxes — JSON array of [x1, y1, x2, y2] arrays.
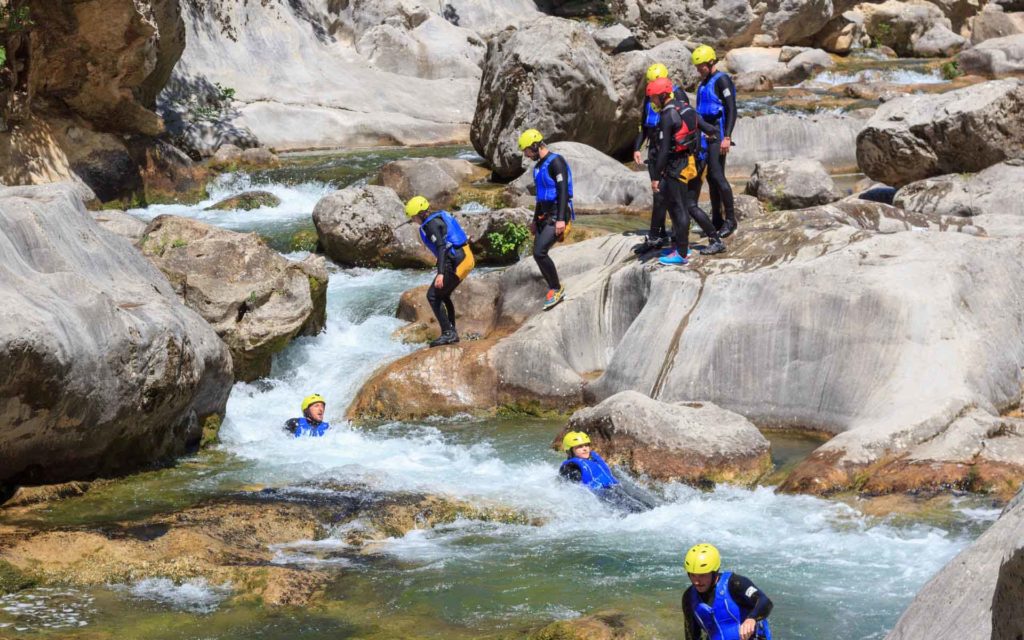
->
[[681, 543, 774, 640], [557, 431, 656, 513], [284, 394, 330, 437]]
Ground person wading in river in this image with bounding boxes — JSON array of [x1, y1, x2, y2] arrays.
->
[[405, 195, 475, 347], [681, 543, 774, 640], [518, 128, 573, 311], [284, 394, 330, 437]]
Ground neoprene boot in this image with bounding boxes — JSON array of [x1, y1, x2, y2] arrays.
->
[[697, 238, 726, 255], [720, 220, 738, 238], [429, 330, 459, 348]]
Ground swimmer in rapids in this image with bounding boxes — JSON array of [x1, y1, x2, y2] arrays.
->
[[284, 393, 330, 437], [557, 431, 659, 513]]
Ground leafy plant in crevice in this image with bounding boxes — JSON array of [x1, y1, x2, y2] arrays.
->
[[0, 2, 32, 71], [940, 60, 962, 80], [486, 222, 530, 257]]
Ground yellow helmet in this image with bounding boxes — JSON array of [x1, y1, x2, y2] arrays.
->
[[518, 128, 544, 151], [691, 45, 717, 66], [404, 195, 430, 217], [684, 543, 721, 574], [301, 393, 326, 412], [646, 63, 669, 82], [562, 431, 592, 452]]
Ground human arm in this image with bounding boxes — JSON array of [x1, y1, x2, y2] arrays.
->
[[546, 155, 572, 224], [714, 74, 737, 152], [651, 107, 678, 188], [284, 418, 301, 437], [558, 462, 582, 483], [728, 574, 773, 639]]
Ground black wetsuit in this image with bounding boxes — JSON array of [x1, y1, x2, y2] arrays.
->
[[534, 153, 571, 291], [635, 88, 690, 240], [652, 99, 721, 258], [696, 71, 738, 232], [421, 214, 466, 334], [681, 573, 773, 640]]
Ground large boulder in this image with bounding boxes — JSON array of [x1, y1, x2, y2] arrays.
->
[[746, 158, 840, 208], [90, 210, 147, 243], [313, 185, 532, 267], [555, 391, 772, 485], [958, 34, 1024, 76], [724, 47, 834, 85], [858, 0, 966, 57], [351, 200, 1024, 496], [139, 215, 328, 382], [729, 113, 868, 176], [373, 158, 490, 209], [969, 7, 1024, 44], [856, 79, 1024, 187], [893, 159, 1024, 236], [507, 142, 652, 212], [0, 183, 232, 487], [884, 486, 1024, 639], [395, 273, 503, 343], [471, 17, 622, 179]]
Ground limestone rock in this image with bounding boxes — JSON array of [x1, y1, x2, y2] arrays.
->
[[593, 24, 640, 53], [139, 215, 327, 382], [557, 391, 772, 485], [912, 23, 969, 56], [313, 185, 532, 267], [374, 158, 490, 209], [208, 145, 280, 171], [969, 7, 1024, 44], [858, 0, 959, 57], [883, 486, 1024, 639], [746, 158, 841, 208], [527, 611, 652, 640], [205, 191, 282, 212], [856, 79, 1024, 187], [471, 17, 621, 179], [958, 34, 1024, 76], [90, 210, 147, 243], [0, 183, 232, 486], [507, 142, 652, 213], [730, 113, 868, 176], [395, 273, 503, 342]]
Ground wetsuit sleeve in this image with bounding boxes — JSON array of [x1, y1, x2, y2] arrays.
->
[[675, 86, 690, 105], [728, 574, 773, 621], [680, 587, 703, 640], [697, 113, 719, 139], [714, 74, 737, 138], [284, 418, 300, 435], [681, 108, 700, 142], [547, 155, 571, 222], [652, 107, 678, 179], [558, 462, 582, 483], [634, 99, 651, 153], [423, 215, 449, 275]]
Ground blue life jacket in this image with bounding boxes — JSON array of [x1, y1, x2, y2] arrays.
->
[[643, 84, 685, 129], [418, 211, 468, 258], [697, 71, 729, 149], [688, 571, 773, 640], [533, 153, 574, 205], [291, 417, 329, 438], [561, 451, 619, 491]]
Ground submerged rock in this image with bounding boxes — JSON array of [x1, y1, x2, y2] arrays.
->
[[856, 79, 1024, 187], [0, 183, 232, 487], [557, 391, 771, 486], [528, 610, 653, 640], [205, 191, 282, 211], [140, 215, 328, 382]]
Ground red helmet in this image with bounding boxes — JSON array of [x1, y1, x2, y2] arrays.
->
[[645, 77, 673, 97]]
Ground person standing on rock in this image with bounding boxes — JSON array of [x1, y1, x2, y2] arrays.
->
[[518, 128, 572, 311], [647, 77, 726, 265], [693, 45, 739, 239], [681, 543, 774, 640], [405, 195, 475, 347], [633, 63, 691, 255], [285, 394, 331, 437]]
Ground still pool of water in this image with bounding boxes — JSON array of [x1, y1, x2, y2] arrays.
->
[[5, 148, 999, 639]]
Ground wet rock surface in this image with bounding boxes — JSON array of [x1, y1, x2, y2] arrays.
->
[[884, 485, 1024, 639], [556, 391, 772, 486], [0, 184, 232, 487], [140, 215, 328, 382]]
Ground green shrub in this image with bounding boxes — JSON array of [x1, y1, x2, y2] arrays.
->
[[486, 222, 530, 257], [940, 60, 962, 80]]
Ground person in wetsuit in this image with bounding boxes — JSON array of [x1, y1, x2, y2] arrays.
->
[[558, 431, 657, 513], [693, 45, 739, 238], [518, 128, 572, 311], [405, 195, 475, 347], [681, 543, 774, 640], [632, 63, 691, 254], [284, 393, 330, 437], [647, 77, 725, 265]]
